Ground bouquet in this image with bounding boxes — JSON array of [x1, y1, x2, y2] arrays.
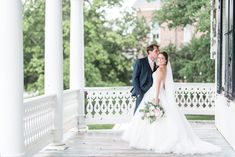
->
[[139, 99, 165, 124]]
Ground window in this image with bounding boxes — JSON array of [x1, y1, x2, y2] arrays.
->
[[151, 22, 160, 43], [217, 0, 223, 94], [223, 0, 235, 100], [183, 24, 192, 43]]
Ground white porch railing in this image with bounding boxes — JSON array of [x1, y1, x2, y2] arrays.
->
[[63, 89, 79, 132], [24, 94, 55, 156], [174, 83, 215, 115], [22, 83, 215, 156], [84, 87, 135, 124], [23, 89, 79, 157], [84, 83, 216, 124]]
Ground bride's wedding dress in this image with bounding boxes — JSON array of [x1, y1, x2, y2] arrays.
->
[[122, 62, 221, 154]]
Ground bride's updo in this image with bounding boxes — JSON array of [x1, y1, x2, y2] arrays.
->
[[159, 51, 168, 65]]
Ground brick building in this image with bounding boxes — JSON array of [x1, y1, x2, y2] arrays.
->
[[133, 0, 194, 48]]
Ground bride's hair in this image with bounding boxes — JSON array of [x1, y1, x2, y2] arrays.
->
[[159, 51, 168, 65]]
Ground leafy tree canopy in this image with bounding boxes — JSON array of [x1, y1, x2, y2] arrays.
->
[[23, 0, 150, 94], [153, 0, 210, 33], [152, 0, 214, 82]]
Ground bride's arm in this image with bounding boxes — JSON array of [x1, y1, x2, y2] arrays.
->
[[155, 68, 165, 104]]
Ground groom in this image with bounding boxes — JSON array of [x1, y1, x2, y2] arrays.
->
[[131, 44, 160, 114]]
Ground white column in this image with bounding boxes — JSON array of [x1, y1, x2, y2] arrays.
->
[[70, 0, 85, 89], [70, 0, 87, 131], [45, 0, 64, 143], [0, 0, 25, 157]]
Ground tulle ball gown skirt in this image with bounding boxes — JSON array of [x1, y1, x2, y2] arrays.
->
[[122, 90, 221, 154]]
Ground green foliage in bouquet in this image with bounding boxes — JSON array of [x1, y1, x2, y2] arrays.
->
[[139, 100, 165, 124]]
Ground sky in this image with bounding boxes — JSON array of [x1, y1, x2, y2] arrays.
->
[[105, 0, 137, 20], [123, 0, 136, 8], [21, 0, 137, 20]]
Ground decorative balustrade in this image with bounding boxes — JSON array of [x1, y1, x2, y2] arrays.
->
[[21, 83, 215, 156], [63, 89, 79, 132], [85, 87, 135, 124], [84, 83, 216, 124], [174, 83, 215, 115], [23, 89, 80, 156], [24, 94, 55, 156]]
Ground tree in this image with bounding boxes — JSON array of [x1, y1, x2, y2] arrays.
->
[[178, 36, 214, 82], [153, 0, 211, 33], [23, 0, 150, 94], [23, 0, 45, 94], [82, 0, 150, 86], [153, 0, 214, 82]]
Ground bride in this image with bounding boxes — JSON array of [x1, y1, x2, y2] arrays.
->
[[122, 52, 221, 154]]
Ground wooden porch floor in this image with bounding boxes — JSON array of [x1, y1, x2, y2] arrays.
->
[[34, 121, 235, 157]]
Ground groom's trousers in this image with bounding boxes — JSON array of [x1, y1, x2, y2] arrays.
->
[[134, 93, 144, 114]]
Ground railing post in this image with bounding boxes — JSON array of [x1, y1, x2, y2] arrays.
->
[[45, 0, 64, 144], [0, 0, 25, 156], [70, 0, 87, 131]]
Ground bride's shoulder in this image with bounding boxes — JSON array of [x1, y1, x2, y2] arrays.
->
[[156, 67, 166, 78], [156, 67, 166, 74]]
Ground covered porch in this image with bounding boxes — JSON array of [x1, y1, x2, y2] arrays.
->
[[32, 86, 234, 157], [1, 0, 235, 157], [34, 121, 235, 157], [3, 83, 235, 157]]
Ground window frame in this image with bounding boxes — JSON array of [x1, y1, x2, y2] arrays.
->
[[223, 0, 235, 100]]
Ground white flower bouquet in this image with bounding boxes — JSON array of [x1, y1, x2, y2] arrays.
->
[[139, 99, 165, 124]]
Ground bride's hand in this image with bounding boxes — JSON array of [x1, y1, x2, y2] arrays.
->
[[154, 98, 160, 104]]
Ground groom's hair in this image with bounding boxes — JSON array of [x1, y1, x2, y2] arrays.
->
[[159, 51, 168, 65], [147, 44, 159, 54]]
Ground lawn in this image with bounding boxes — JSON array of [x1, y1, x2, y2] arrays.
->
[[88, 115, 214, 130], [88, 124, 114, 130], [186, 115, 214, 120]]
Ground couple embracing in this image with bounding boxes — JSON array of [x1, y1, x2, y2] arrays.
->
[[122, 44, 221, 154]]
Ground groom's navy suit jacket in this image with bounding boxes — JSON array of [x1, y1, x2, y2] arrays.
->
[[131, 57, 157, 113], [131, 56, 157, 98]]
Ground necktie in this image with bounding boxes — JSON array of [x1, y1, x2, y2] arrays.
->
[[153, 62, 157, 71]]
